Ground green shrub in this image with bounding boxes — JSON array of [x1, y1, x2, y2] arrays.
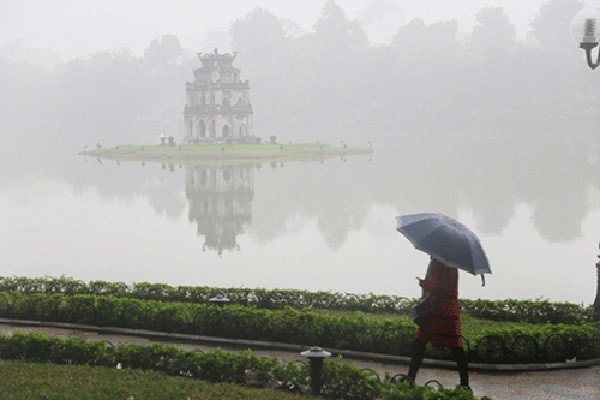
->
[[0, 276, 415, 313], [0, 276, 591, 324], [0, 331, 489, 400], [461, 299, 592, 324], [0, 291, 597, 363]]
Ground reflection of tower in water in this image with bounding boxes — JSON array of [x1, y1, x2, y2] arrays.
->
[[186, 165, 254, 256]]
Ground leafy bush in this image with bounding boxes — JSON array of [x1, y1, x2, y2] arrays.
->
[[0, 331, 489, 400], [0, 292, 416, 354], [461, 299, 592, 324], [0, 291, 597, 363], [0, 276, 591, 324], [0, 276, 416, 313]]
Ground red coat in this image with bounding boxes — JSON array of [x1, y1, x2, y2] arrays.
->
[[415, 259, 462, 348]]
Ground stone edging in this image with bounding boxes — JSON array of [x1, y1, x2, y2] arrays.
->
[[1, 318, 598, 372]]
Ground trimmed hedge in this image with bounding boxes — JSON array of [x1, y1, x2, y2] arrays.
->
[[0, 292, 598, 363], [0, 331, 489, 400], [0, 276, 593, 323], [0, 276, 415, 313], [0, 292, 415, 356], [460, 299, 591, 324]]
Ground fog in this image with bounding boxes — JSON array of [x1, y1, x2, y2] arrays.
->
[[2, 0, 599, 153], [1, 1, 600, 302], [1, 1, 555, 59]]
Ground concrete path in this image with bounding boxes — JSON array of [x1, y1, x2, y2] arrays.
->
[[0, 321, 598, 400]]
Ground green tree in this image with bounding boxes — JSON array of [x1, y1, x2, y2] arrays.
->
[[143, 34, 184, 71], [470, 7, 517, 59], [529, 0, 584, 53], [230, 8, 299, 136], [525, 0, 591, 120], [313, 0, 368, 52], [230, 7, 297, 65], [57, 49, 147, 144], [390, 19, 461, 120]]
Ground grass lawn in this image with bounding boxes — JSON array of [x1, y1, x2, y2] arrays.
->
[[81, 143, 372, 163], [0, 360, 308, 400]]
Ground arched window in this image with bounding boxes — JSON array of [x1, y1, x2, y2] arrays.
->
[[198, 120, 206, 137], [188, 120, 194, 137], [222, 124, 230, 138], [222, 97, 229, 108], [239, 124, 247, 137], [210, 120, 216, 138]]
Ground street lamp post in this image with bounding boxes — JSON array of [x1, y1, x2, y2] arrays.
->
[[572, 5, 600, 319], [594, 242, 600, 322], [572, 6, 600, 69]]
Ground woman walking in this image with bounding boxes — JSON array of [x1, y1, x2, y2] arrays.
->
[[407, 257, 470, 390], [396, 213, 490, 391]]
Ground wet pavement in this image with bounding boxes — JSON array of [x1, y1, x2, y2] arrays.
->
[[0, 323, 598, 400]]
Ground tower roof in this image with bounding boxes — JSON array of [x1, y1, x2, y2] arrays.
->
[[198, 47, 237, 62]]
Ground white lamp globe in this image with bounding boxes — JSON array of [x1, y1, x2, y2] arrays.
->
[[571, 6, 600, 45]]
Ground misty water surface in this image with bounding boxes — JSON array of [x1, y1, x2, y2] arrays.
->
[[2, 0, 600, 306], [1, 124, 598, 305]]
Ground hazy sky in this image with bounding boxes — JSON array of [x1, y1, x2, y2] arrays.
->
[[1, 0, 562, 60]]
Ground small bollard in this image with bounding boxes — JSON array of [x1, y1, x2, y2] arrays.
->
[[300, 346, 331, 395], [209, 294, 230, 307]]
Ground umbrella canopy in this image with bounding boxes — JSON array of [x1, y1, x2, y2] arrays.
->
[[396, 213, 491, 276]]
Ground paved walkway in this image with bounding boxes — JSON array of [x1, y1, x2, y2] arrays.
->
[[0, 320, 598, 400]]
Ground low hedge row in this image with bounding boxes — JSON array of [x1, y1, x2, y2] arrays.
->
[[459, 299, 591, 324], [0, 331, 488, 400], [0, 292, 597, 363], [0, 276, 413, 312], [0, 292, 415, 356], [0, 276, 592, 323]]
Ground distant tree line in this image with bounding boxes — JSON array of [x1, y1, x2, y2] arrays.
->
[[1, 0, 598, 149], [230, 0, 599, 141], [0, 34, 192, 150]]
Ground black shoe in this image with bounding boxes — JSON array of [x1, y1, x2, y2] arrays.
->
[[455, 385, 472, 392]]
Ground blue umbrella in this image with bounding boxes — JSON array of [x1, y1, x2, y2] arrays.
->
[[396, 213, 491, 284]]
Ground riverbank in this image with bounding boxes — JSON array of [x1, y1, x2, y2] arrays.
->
[[79, 143, 373, 163]]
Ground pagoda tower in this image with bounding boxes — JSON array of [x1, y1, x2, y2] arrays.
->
[[184, 48, 253, 143]]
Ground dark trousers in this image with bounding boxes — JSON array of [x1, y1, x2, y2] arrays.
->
[[407, 338, 469, 387]]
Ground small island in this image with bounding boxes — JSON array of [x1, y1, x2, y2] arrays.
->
[[80, 48, 372, 164], [79, 142, 373, 164]]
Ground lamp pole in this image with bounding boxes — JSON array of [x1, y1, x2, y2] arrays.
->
[[594, 241, 600, 322], [580, 40, 600, 69]]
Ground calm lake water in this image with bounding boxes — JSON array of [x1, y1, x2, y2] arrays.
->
[[1, 126, 599, 304]]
